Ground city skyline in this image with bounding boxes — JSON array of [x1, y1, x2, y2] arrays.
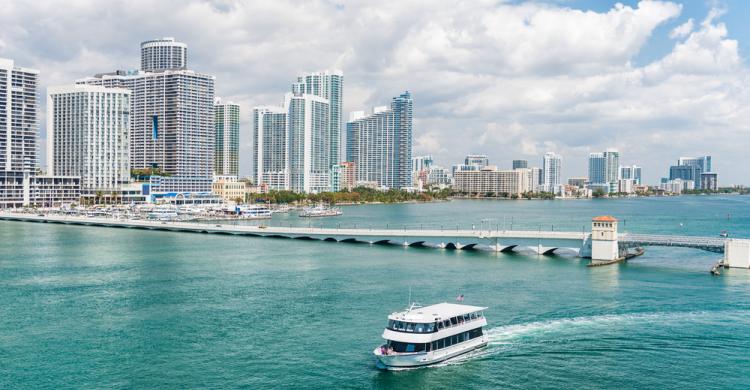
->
[[0, 1, 748, 184]]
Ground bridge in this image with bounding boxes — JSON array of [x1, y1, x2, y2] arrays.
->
[[1, 212, 748, 268]]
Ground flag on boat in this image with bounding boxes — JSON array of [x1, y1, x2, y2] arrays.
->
[[456, 294, 464, 302]]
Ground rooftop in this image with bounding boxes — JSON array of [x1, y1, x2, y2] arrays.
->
[[592, 215, 618, 222], [389, 302, 487, 322]]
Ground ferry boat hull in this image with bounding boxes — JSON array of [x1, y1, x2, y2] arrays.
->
[[374, 335, 489, 369]]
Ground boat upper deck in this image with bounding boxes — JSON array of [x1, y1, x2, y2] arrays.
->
[[389, 302, 487, 323]]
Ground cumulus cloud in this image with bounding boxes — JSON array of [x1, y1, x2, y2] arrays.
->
[[670, 18, 694, 38], [0, 0, 747, 184]]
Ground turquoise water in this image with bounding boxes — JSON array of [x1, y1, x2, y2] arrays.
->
[[2, 196, 750, 389]]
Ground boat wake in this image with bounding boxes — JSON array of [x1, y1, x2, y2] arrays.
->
[[390, 310, 750, 370]]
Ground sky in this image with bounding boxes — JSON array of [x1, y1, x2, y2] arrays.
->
[[1, 0, 748, 185]]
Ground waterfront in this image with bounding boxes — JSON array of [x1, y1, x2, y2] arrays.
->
[[2, 196, 750, 388]]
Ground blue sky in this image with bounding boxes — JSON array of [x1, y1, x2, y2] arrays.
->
[[0, 0, 748, 184]]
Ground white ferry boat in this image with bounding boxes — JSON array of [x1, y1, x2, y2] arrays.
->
[[299, 205, 342, 217], [373, 302, 489, 369]]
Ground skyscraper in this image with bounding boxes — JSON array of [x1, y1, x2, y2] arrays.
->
[[140, 37, 187, 72], [512, 160, 528, 170], [588, 149, 619, 192], [1, 58, 81, 208], [79, 38, 215, 193], [214, 98, 240, 177], [47, 84, 131, 193], [285, 92, 330, 193], [0, 58, 38, 173], [542, 152, 562, 193], [678, 156, 711, 173], [674, 156, 713, 189], [620, 165, 642, 185], [346, 92, 413, 189], [253, 106, 287, 190], [292, 71, 343, 166]]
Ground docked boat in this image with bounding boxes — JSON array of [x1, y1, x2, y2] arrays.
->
[[299, 204, 342, 217], [238, 205, 272, 219], [373, 302, 489, 369]]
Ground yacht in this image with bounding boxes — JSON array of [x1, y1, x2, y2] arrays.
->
[[373, 302, 489, 369], [299, 204, 342, 217], [238, 205, 272, 219]]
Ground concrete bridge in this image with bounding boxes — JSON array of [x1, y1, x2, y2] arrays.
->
[[1, 212, 748, 268]]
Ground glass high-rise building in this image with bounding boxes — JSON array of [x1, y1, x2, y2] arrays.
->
[[79, 38, 215, 193], [292, 71, 343, 167], [0, 58, 38, 173], [678, 156, 711, 173], [512, 160, 528, 170], [346, 92, 413, 189], [214, 98, 240, 177], [620, 165, 642, 185], [47, 84, 131, 192], [588, 149, 619, 192]]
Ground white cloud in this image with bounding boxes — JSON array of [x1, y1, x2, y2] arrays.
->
[[670, 18, 694, 38], [0, 0, 747, 184]]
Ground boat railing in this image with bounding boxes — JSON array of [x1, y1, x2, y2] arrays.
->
[[387, 311, 484, 333]]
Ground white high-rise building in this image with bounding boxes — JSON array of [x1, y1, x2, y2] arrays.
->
[[286, 92, 331, 193], [1, 58, 81, 208], [1, 58, 38, 173], [47, 84, 131, 193], [542, 152, 562, 193], [140, 37, 187, 72], [79, 38, 215, 193], [292, 71, 343, 166], [346, 92, 413, 189], [214, 98, 240, 177], [253, 106, 287, 190]]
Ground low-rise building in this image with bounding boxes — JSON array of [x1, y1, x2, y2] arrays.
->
[[0, 171, 81, 208], [453, 167, 528, 196], [330, 162, 356, 192], [212, 175, 248, 203], [568, 177, 587, 188]]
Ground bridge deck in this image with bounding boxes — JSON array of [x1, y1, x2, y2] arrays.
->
[[1, 213, 744, 255]]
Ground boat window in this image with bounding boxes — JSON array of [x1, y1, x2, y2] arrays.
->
[[388, 320, 395, 328], [478, 311, 483, 318], [415, 323, 424, 333], [443, 319, 450, 327], [450, 317, 458, 326], [406, 344, 415, 353], [406, 323, 415, 332], [437, 322, 444, 330], [425, 323, 435, 332], [426, 343, 431, 352], [470, 313, 477, 320]]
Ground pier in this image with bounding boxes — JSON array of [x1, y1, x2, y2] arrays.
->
[[1, 212, 749, 268]]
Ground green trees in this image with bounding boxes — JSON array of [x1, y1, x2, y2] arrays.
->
[[252, 186, 451, 204], [130, 167, 171, 181]]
